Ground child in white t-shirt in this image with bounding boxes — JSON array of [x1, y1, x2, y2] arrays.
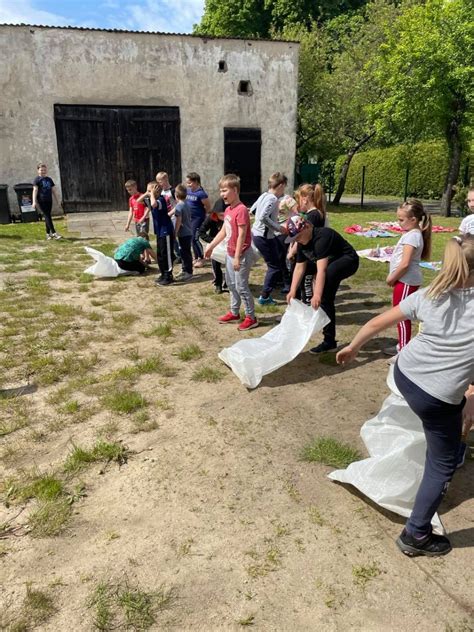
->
[[386, 200, 432, 351], [459, 187, 474, 236]]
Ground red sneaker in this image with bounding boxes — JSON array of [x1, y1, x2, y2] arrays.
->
[[218, 311, 240, 324], [238, 315, 258, 331]]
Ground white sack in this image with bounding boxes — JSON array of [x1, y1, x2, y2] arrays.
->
[[218, 299, 330, 389], [328, 366, 444, 533], [84, 246, 128, 278], [211, 241, 261, 266]]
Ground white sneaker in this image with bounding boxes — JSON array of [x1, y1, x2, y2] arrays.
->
[[46, 234, 53, 240], [52, 233, 62, 240]]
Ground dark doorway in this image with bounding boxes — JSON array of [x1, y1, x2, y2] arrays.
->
[[54, 105, 181, 212], [224, 128, 261, 206]]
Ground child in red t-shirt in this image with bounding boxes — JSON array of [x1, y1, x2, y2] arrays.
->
[[124, 179, 149, 237], [204, 174, 258, 331]]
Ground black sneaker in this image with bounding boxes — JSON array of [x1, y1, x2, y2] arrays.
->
[[156, 276, 174, 286], [214, 285, 223, 294], [309, 340, 337, 354], [396, 529, 452, 557]]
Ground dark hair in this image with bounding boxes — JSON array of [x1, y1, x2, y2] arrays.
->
[[268, 172, 288, 189], [37, 163, 47, 169], [186, 172, 201, 184]]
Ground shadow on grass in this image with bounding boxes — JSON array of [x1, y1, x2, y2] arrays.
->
[[0, 384, 38, 398]]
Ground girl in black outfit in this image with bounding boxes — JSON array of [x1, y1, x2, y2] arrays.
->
[[286, 217, 359, 353]]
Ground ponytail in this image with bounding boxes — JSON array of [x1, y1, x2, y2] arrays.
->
[[398, 199, 432, 259], [427, 235, 474, 299], [297, 183, 326, 223]]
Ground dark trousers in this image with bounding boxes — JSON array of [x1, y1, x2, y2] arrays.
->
[[191, 215, 205, 259], [178, 235, 193, 274], [320, 254, 359, 343], [394, 363, 464, 538], [276, 234, 291, 291], [157, 234, 175, 279], [38, 199, 56, 235], [116, 258, 146, 274], [253, 235, 282, 297], [212, 259, 224, 288]]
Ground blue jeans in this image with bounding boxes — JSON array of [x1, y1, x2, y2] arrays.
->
[[394, 363, 464, 537], [191, 215, 205, 259], [253, 235, 282, 297], [225, 251, 255, 318]]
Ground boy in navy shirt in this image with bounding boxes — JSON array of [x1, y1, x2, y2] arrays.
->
[[186, 171, 211, 267], [141, 182, 175, 286], [32, 163, 62, 239]]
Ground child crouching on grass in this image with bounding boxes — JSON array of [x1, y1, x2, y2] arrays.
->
[[114, 232, 156, 275], [204, 174, 258, 331]]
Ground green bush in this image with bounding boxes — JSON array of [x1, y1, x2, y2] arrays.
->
[[335, 140, 452, 199]]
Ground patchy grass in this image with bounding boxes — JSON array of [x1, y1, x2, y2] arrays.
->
[[352, 562, 382, 588], [145, 323, 173, 339], [191, 367, 224, 383], [177, 344, 203, 361], [301, 436, 362, 469], [29, 498, 72, 537], [5, 472, 64, 505], [131, 411, 158, 434], [5, 584, 58, 630], [102, 388, 146, 414], [63, 441, 129, 473], [88, 579, 174, 631]]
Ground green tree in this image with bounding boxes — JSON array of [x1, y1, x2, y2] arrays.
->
[[194, 0, 369, 37], [372, 0, 474, 215]]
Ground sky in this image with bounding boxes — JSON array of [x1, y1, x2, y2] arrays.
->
[[0, 0, 206, 34]]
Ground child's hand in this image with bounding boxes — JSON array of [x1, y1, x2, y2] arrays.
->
[[386, 274, 396, 287], [286, 289, 296, 304], [204, 245, 213, 259], [310, 294, 321, 310], [336, 345, 357, 366], [233, 256, 241, 271], [125, 225, 130, 232]]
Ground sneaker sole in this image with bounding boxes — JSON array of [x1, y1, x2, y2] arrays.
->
[[396, 537, 452, 557], [308, 346, 338, 355], [219, 319, 240, 324]]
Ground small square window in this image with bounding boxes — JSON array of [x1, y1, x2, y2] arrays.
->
[[218, 60, 228, 72], [238, 80, 253, 96]]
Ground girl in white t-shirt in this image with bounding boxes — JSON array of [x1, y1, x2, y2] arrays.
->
[[459, 187, 474, 236], [386, 199, 432, 350]]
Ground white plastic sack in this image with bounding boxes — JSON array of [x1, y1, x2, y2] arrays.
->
[[211, 241, 261, 266], [84, 246, 128, 278], [328, 366, 444, 533], [218, 299, 330, 389]]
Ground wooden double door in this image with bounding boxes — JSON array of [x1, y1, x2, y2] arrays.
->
[[54, 105, 181, 212]]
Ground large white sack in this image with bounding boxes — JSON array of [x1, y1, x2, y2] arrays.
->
[[328, 366, 444, 533], [218, 299, 330, 389], [211, 241, 261, 266], [84, 246, 127, 278]]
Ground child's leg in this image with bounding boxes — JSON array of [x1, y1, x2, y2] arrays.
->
[[394, 363, 463, 537], [320, 255, 359, 344], [225, 255, 241, 315], [212, 259, 223, 288], [253, 236, 281, 298], [156, 237, 167, 276], [234, 251, 255, 318], [116, 259, 146, 274], [39, 200, 56, 234], [191, 216, 204, 259], [178, 236, 193, 274], [393, 282, 419, 349]]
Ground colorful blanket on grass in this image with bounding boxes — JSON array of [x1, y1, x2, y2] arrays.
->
[[357, 246, 442, 271], [345, 222, 456, 237]]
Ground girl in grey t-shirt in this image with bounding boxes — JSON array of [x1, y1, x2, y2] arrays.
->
[[336, 235, 474, 558]]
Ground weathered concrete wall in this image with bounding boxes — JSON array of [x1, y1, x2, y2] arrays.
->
[[0, 25, 299, 213]]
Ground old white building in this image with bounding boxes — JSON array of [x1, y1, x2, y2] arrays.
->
[[0, 24, 299, 214]]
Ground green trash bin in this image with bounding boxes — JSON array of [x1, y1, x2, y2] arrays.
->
[[13, 183, 39, 223]]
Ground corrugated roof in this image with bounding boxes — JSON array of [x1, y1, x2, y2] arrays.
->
[[0, 23, 299, 44]]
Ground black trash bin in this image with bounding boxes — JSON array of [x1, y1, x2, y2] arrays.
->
[[0, 185, 11, 224], [13, 183, 38, 223]]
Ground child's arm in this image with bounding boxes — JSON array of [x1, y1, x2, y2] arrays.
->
[[233, 224, 247, 271], [124, 208, 133, 231], [204, 224, 226, 258], [260, 197, 287, 234], [174, 214, 182, 235], [32, 185, 38, 209], [336, 306, 406, 365], [148, 190, 158, 209], [386, 245, 416, 286], [51, 184, 61, 207], [286, 261, 307, 302], [311, 257, 328, 309], [462, 384, 474, 439], [202, 197, 211, 214], [198, 216, 212, 242], [287, 241, 298, 259], [143, 247, 157, 262], [136, 192, 148, 203]]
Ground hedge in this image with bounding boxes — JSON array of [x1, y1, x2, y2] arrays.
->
[[335, 140, 451, 199]]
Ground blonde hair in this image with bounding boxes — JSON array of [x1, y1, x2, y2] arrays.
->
[[125, 179, 137, 187], [398, 199, 432, 260], [155, 171, 168, 181], [219, 173, 240, 192], [296, 183, 326, 222], [427, 235, 474, 299]]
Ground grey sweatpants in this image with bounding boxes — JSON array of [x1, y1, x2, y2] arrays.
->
[[225, 251, 255, 318]]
